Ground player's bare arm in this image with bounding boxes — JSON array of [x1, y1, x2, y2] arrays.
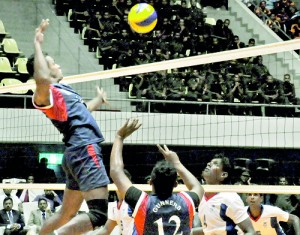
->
[[237, 218, 256, 235], [157, 144, 204, 199], [288, 214, 300, 235], [110, 118, 142, 199], [33, 19, 52, 106], [86, 87, 108, 112]]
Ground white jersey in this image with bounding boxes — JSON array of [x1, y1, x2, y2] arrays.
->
[[198, 192, 249, 235], [108, 200, 134, 235], [246, 205, 289, 235]]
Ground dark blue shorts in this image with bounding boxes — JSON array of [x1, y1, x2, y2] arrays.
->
[[62, 143, 110, 191]]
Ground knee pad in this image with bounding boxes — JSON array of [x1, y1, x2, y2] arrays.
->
[[87, 199, 108, 229]]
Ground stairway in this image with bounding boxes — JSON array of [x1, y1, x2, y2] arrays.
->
[[0, 0, 134, 111]]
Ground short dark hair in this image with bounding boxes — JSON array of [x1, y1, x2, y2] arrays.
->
[[38, 198, 47, 205], [151, 160, 177, 199], [213, 153, 232, 184], [3, 197, 13, 205], [26, 52, 48, 76]]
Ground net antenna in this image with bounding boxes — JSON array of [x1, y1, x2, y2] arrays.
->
[[1, 40, 300, 94]]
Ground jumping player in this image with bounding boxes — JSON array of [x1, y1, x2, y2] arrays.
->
[[193, 154, 255, 235], [110, 118, 204, 235], [26, 19, 110, 235], [246, 193, 300, 235]]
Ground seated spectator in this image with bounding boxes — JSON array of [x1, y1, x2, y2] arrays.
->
[[235, 170, 251, 204], [290, 18, 300, 39], [208, 73, 229, 101], [165, 74, 187, 113], [223, 19, 234, 45], [27, 198, 53, 233], [17, 174, 44, 216], [227, 74, 246, 103], [261, 75, 285, 104], [245, 75, 264, 103], [273, 177, 295, 212], [251, 56, 270, 82], [134, 49, 151, 65], [228, 35, 245, 50], [72, 0, 90, 33], [275, 7, 289, 31], [234, 169, 251, 185], [266, 13, 282, 31], [0, 189, 21, 211], [0, 197, 24, 235], [282, 73, 298, 104], [208, 37, 222, 53], [84, 11, 102, 52], [118, 49, 135, 67], [143, 73, 167, 112], [255, 0, 272, 20], [33, 190, 62, 213], [191, 34, 208, 55]]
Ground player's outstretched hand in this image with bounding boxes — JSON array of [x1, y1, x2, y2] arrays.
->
[[96, 86, 109, 105], [157, 144, 180, 165], [35, 19, 49, 44], [117, 118, 142, 140]]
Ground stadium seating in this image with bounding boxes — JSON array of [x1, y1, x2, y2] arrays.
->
[[0, 56, 16, 74], [1, 78, 28, 94]]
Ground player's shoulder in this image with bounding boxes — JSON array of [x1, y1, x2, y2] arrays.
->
[[218, 192, 244, 204], [219, 192, 242, 199], [262, 204, 285, 214]]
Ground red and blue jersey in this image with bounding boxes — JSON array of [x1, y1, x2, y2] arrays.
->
[[125, 186, 199, 235], [33, 83, 104, 147]]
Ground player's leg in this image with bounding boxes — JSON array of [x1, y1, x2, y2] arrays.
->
[[55, 187, 108, 235], [54, 144, 110, 235], [39, 188, 84, 235]]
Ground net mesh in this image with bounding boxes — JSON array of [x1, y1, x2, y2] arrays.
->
[[0, 0, 300, 191]]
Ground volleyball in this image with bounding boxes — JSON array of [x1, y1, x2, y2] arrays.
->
[[128, 3, 157, 34]]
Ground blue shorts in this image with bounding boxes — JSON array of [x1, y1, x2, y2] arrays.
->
[[62, 143, 110, 191]]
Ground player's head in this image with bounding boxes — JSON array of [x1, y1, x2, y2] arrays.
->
[[27, 53, 63, 83], [150, 160, 177, 199], [202, 153, 232, 185], [246, 193, 263, 207]]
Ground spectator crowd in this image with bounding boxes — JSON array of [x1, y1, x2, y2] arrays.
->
[[52, 0, 299, 116]]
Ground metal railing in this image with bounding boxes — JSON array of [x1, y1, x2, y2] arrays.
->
[[1, 94, 299, 116]]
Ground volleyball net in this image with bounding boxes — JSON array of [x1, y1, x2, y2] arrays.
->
[[1, 39, 300, 193]]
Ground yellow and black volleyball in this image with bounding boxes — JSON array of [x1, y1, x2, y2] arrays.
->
[[128, 3, 158, 34]]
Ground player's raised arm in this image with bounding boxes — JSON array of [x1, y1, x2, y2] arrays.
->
[[157, 144, 204, 199], [86, 87, 108, 112], [32, 19, 53, 106], [110, 118, 142, 199]]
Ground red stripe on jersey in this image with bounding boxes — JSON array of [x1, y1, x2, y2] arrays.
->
[[42, 86, 68, 121], [178, 192, 194, 228], [87, 144, 100, 168], [134, 195, 149, 235]]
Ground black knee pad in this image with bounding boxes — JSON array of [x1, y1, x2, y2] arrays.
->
[[87, 199, 108, 229]]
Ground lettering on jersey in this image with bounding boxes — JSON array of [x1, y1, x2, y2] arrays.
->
[[152, 200, 182, 212]]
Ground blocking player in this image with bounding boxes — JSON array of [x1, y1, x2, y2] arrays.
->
[[193, 154, 255, 235], [110, 118, 204, 234]]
